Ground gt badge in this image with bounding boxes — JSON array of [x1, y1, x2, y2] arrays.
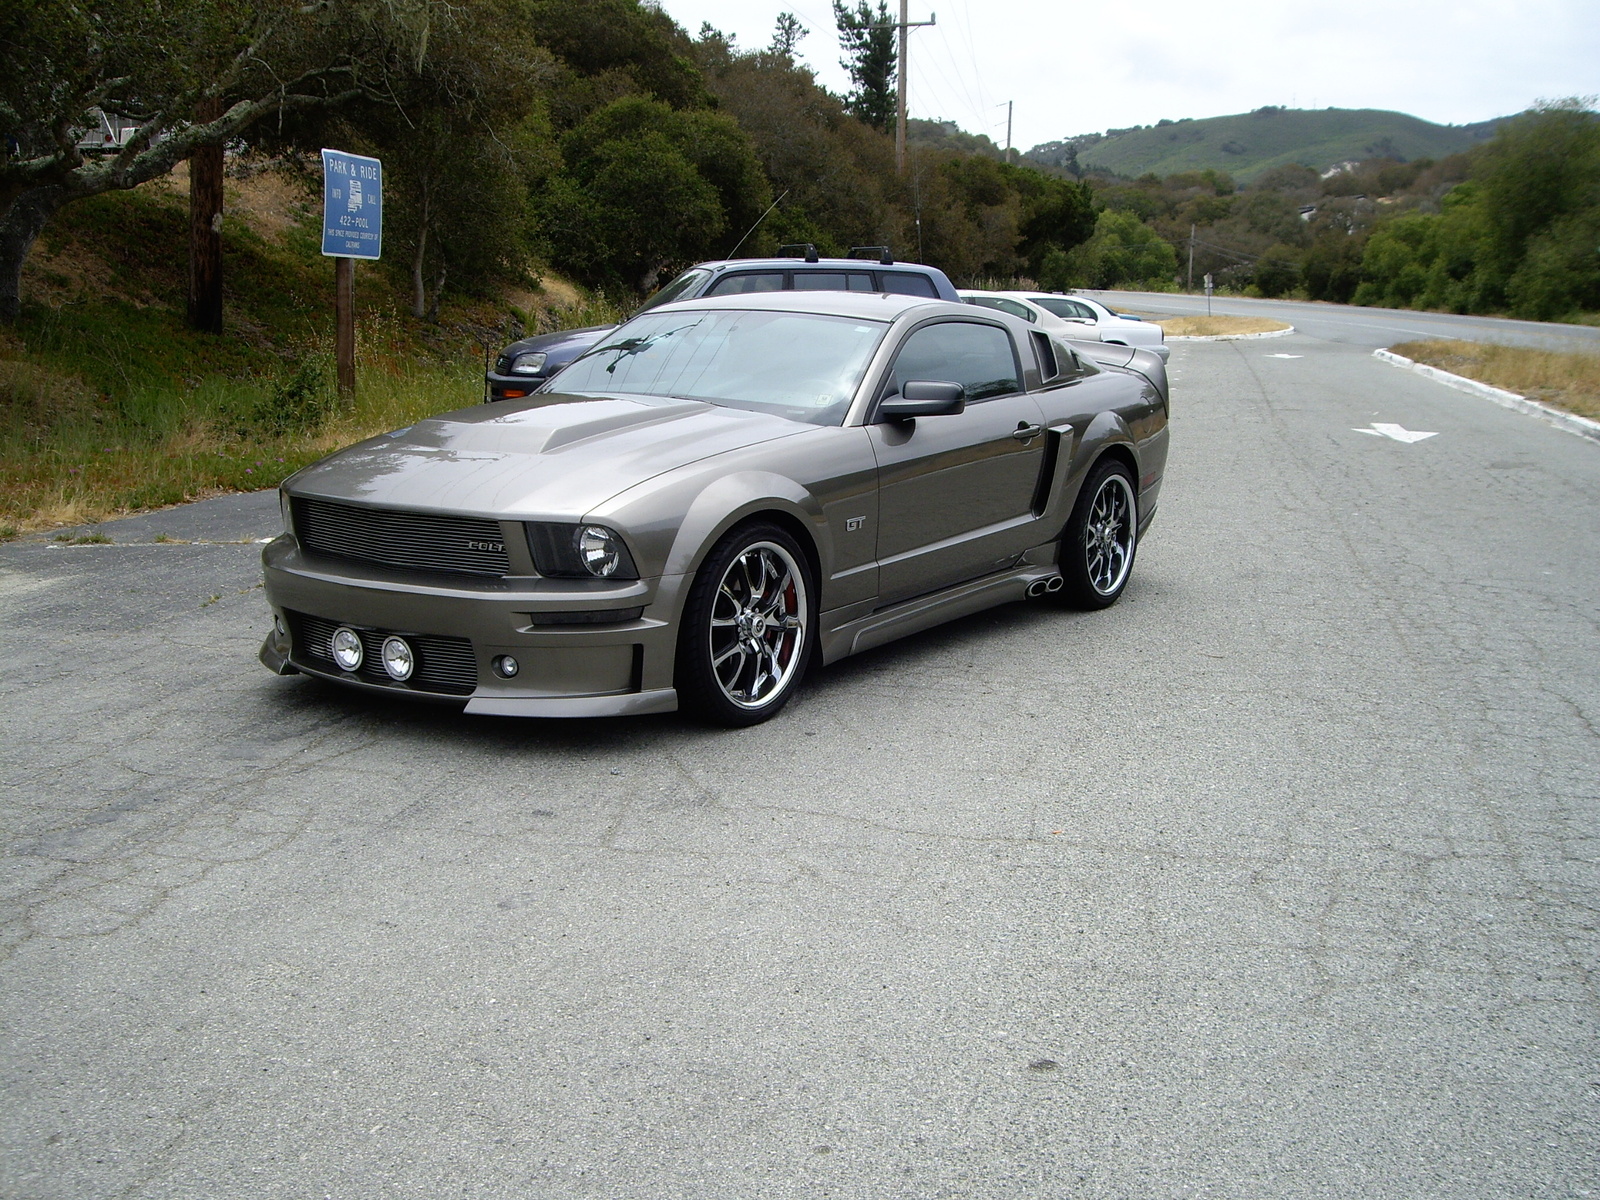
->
[[846, 516, 866, 532]]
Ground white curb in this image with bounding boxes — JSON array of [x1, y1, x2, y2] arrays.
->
[[1374, 349, 1600, 444], [1166, 326, 1295, 342]]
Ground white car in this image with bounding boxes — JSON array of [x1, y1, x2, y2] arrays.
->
[[959, 290, 1169, 361]]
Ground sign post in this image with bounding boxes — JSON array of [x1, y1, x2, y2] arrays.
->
[[1203, 272, 1214, 317], [320, 149, 383, 400]]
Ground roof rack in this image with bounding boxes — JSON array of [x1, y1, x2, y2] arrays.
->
[[778, 243, 820, 263], [849, 246, 895, 265]]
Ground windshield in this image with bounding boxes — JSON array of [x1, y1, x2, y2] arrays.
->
[[546, 309, 889, 425], [636, 268, 711, 312]]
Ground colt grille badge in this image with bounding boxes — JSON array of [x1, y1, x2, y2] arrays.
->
[[468, 541, 504, 552]]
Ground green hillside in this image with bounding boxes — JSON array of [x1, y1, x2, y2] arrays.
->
[[1028, 107, 1501, 182]]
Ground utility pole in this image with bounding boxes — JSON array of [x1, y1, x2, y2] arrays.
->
[[1003, 101, 1013, 164], [871, 2, 936, 174]]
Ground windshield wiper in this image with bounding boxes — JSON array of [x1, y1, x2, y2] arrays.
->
[[597, 319, 703, 375]]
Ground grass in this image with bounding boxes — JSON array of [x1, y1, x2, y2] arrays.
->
[[1157, 315, 1291, 337], [1390, 340, 1600, 422], [1, 348, 484, 532], [1, 164, 616, 537]]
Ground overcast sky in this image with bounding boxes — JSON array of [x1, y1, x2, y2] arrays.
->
[[658, 0, 1599, 151]]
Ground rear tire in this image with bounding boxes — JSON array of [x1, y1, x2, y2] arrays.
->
[[675, 522, 815, 727], [1059, 459, 1138, 609]]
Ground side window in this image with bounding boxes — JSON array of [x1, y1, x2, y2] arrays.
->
[[1068, 300, 1098, 321], [791, 271, 876, 292], [706, 272, 785, 296], [995, 297, 1036, 322], [879, 271, 939, 298], [884, 321, 1021, 405]]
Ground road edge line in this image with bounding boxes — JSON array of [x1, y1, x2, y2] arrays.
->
[[1373, 349, 1600, 444], [1167, 326, 1295, 342]]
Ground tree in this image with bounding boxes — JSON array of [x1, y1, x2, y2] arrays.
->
[[0, 0, 420, 324], [537, 96, 770, 291], [524, 0, 708, 127], [1252, 244, 1300, 298], [1069, 210, 1178, 290], [1471, 98, 1600, 313], [329, 2, 557, 320], [832, 1, 896, 132], [770, 13, 808, 60]]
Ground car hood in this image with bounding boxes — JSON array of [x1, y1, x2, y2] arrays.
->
[[287, 393, 808, 518], [499, 324, 614, 360]]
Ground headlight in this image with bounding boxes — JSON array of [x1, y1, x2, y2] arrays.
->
[[525, 522, 639, 580], [508, 351, 548, 376], [578, 526, 627, 577]]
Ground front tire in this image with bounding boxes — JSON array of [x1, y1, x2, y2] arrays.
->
[[1059, 459, 1138, 609], [676, 522, 815, 727]]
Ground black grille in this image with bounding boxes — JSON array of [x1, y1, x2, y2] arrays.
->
[[292, 497, 510, 578], [286, 611, 479, 696]]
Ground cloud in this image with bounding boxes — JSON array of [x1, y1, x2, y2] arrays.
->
[[658, 0, 1600, 149]]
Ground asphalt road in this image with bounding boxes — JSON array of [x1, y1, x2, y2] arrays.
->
[[1097, 288, 1600, 352], [3, 307, 1598, 1198]]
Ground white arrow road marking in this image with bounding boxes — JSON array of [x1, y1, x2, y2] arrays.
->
[[1265, 353, 1303, 359], [1354, 423, 1439, 443]]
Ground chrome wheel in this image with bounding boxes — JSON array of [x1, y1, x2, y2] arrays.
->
[[1060, 459, 1138, 610], [1083, 472, 1136, 596], [707, 540, 809, 711]]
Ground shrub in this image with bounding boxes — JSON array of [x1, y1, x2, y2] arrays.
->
[[221, 356, 335, 438]]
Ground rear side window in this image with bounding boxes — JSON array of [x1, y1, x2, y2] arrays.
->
[[885, 321, 1020, 403], [1032, 296, 1099, 321], [792, 271, 876, 292], [879, 271, 938, 298], [968, 296, 1036, 322], [707, 272, 785, 296]]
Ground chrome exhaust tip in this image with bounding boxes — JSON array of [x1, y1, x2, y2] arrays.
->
[[1025, 579, 1048, 598], [1045, 576, 1064, 594]]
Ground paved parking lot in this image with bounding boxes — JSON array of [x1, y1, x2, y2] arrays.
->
[[3, 329, 1597, 1197]]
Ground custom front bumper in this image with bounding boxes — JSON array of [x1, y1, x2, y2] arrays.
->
[[259, 536, 685, 717]]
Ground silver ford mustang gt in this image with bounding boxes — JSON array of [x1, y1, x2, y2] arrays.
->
[[259, 291, 1170, 725]]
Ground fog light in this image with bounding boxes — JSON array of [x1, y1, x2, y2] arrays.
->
[[494, 654, 519, 678], [331, 626, 363, 671], [381, 636, 415, 681], [273, 614, 287, 638]]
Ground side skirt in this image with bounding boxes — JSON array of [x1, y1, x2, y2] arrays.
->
[[818, 553, 1062, 665]]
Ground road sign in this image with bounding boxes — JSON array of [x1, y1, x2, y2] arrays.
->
[[320, 149, 383, 259]]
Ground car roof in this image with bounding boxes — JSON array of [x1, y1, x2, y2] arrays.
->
[[694, 257, 943, 273], [963, 288, 1104, 303], [647, 290, 965, 322]]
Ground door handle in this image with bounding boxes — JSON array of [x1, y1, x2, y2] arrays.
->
[[1012, 423, 1044, 441]]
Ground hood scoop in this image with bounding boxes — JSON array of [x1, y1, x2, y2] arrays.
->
[[536, 399, 709, 452], [421, 396, 717, 456]]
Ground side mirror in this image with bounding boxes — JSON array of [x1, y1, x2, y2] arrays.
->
[[878, 380, 966, 420]]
